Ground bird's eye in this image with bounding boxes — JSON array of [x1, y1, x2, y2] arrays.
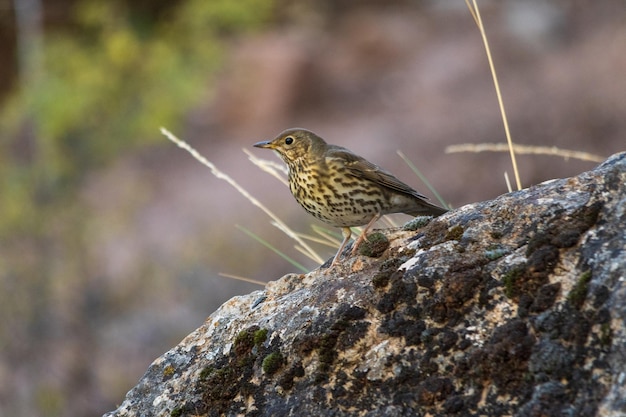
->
[[284, 136, 294, 145]]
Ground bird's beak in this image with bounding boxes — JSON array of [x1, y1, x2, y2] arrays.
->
[[253, 140, 274, 149]]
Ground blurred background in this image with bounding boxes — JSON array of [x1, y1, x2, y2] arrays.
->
[[0, 0, 624, 415]]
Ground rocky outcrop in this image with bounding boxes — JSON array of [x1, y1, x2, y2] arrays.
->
[[104, 153, 626, 417]]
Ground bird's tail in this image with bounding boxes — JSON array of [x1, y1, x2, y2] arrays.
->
[[405, 202, 448, 217]]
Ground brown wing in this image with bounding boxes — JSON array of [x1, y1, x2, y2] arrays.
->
[[325, 146, 429, 200]]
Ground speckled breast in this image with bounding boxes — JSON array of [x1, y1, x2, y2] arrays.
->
[[287, 161, 396, 228]]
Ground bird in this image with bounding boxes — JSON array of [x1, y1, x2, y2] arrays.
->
[[254, 128, 447, 268]]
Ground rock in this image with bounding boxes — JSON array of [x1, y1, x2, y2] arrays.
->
[[104, 153, 626, 417]]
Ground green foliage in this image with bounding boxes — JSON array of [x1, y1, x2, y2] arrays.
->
[[0, 0, 275, 232], [177, 0, 275, 33], [3, 0, 274, 175]]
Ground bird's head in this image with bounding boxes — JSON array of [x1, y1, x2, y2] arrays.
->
[[254, 128, 327, 166]]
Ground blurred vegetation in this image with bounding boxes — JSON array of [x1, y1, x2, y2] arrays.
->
[[2, 0, 274, 205], [0, 0, 274, 416]]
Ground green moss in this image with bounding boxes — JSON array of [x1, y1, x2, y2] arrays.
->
[[262, 352, 284, 375], [567, 270, 592, 308], [170, 407, 183, 417], [235, 329, 252, 346], [194, 326, 275, 415], [254, 328, 269, 346], [236, 354, 255, 369], [199, 366, 214, 381], [358, 232, 389, 258], [502, 268, 524, 299], [234, 327, 257, 355], [197, 364, 240, 413], [213, 367, 233, 381]]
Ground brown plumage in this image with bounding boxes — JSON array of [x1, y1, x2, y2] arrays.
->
[[254, 128, 447, 267]]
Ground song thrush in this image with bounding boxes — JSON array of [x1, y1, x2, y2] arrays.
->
[[254, 128, 447, 268]]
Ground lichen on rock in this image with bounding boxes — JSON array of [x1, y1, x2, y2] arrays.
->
[[104, 153, 626, 417]]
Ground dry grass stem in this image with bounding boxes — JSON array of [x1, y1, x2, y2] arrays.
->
[[311, 225, 342, 246], [504, 171, 513, 193], [160, 127, 323, 265], [268, 221, 325, 263], [295, 232, 340, 248], [218, 273, 267, 286], [465, 0, 479, 24], [243, 148, 289, 186], [236, 224, 310, 271], [446, 143, 605, 163], [397, 150, 449, 209], [466, 0, 522, 190], [294, 245, 326, 261]]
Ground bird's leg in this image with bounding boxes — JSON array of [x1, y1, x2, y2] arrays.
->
[[330, 227, 352, 268], [350, 213, 382, 256]]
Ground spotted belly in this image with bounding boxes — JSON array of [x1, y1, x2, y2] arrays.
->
[[288, 175, 387, 228]]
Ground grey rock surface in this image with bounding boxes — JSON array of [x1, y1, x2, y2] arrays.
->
[[105, 153, 626, 417]]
